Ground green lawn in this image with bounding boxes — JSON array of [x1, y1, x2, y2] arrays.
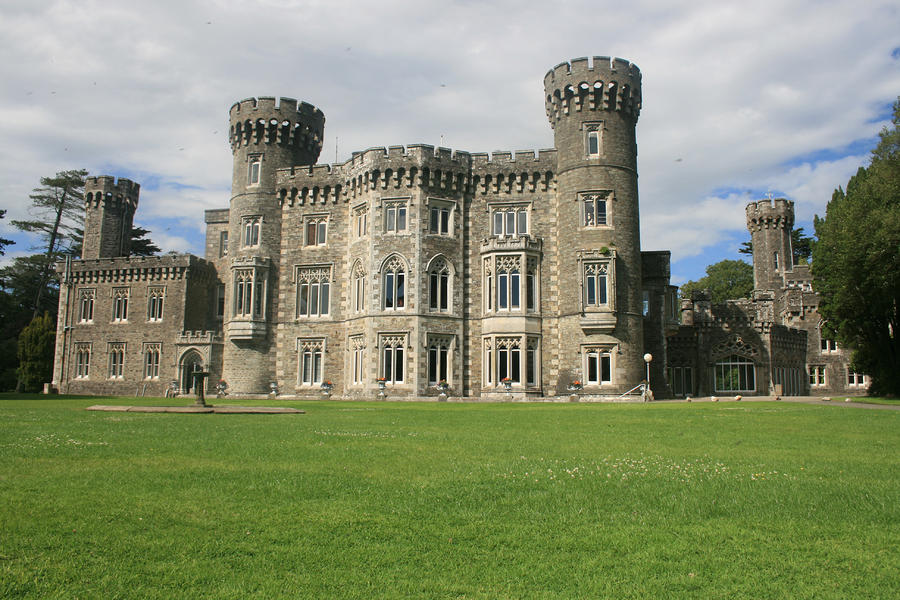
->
[[1, 397, 898, 599]]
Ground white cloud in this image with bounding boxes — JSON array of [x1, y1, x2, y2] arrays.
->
[[0, 0, 898, 280]]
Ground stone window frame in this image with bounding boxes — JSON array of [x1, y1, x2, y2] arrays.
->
[[349, 335, 366, 386], [583, 120, 603, 158], [112, 287, 129, 323], [294, 264, 333, 319], [78, 288, 96, 323], [379, 332, 408, 384], [304, 214, 328, 247], [489, 201, 530, 238], [579, 190, 613, 228], [582, 344, 614, 386], [713, 354, 756, 393], [147, 287, 165, 322], [143, 342, 161, 380], [351, 260, 366, 313], [74, 343, 91, 379], [382, 197, 410, 234], [108, 342, 126, 380], [353, 203, 368, 238], [483, 335, 541, 389], [426, 334, 454, 386], [297, 338, 325, 386], [847, 371, 867, 387], [233, 268, 266, 318], [578, 250, 616, 315], [380, 254, 409, 311], [808, 365, 826, 387], [426, 255, 452, 313], [241, 215, 262, 248], [247, 153, 262, 186], [219, 230, 229, 257], [427, 197, 456, 237]]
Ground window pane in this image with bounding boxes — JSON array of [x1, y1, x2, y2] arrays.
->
[[430, 273, 438, 309], [587, 353, 598, 383], [599, 275, 607, 304], [586, 276, 596, 305], [498, 349, 508, 381], [397, 207, 406, 231], [385, 273, 394, 308], [493, 212, 503, 235], [383, 348, 392, 380], [395, 347, 404, 382], [584, 199, 594, 226], [588, 131, 599, 155], [440, 347, 448, 381], [321, 283, 329, 315], [597, 200, 607, 225], [526, 349, 535, 385], [299, 284, 308, 315], [517, 210, 527, 235], [318, 222, 326, 244], [498, 274, 508, 308], [386, 207, 395, 231], [309, 283, 319, 315], [601, 355, 611, 382], [430, 207, 439, 233], [396, 273, 405, 307], [440, 273, 448, 310], [506, 211, 515, 235], [428, 348, 437, 383], [313, 351, 322, 383], [306, 222, 316, 244], [527, 275, 535, 311], [441, 209, 449, 234], [511, 349, 520, 382], [510, 272, 520, 308]]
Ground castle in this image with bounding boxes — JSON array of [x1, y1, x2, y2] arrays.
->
[[51, 57, 866, 399]]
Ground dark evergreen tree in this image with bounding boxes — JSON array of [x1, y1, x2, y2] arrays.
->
[[16, 312, 56, 393], [813, 98, 900, 396], [739, 227, 814, 264]]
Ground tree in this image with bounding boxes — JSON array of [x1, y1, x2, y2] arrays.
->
[[0, 209, 13, 256], [739, 227, 814, 264], [11, 169, 87, 317], [16, 312, 55, 393], [813, 98, 900, 396], [680, 259, 754, 304], [130, 226, 162, 256]]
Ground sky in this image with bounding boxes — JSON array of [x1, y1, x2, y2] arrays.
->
[[1, 0, 898, 285]]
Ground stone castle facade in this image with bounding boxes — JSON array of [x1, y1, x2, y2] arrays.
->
[[51, 57, 866, 399]]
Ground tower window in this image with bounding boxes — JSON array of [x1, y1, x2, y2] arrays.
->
[[491, 207, 528, 237], [380, 334, 407, 383], [584, 122, 602, 157], [305, 217, 327, 246], [427, 336, 452, 385], [248, 157, 261, 185], [584, 348, 612, 385], [581, 191, 611, 227], [242, 216, 261, 247], [428, 258, 451, 312], [384, 201, 408, 233], [382, 256, 407, 310], [147, 287, 165, 322], [583, 262, 609, 307]]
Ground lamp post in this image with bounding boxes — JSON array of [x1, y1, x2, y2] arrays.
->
[[642, 353, 653, 402]]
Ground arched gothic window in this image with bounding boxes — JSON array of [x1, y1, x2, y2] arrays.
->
[[383, 256, 406, 310], [428, 258, 450, 312]]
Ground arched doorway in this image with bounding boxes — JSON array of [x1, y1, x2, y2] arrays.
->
[[179, 350, 204, 394]]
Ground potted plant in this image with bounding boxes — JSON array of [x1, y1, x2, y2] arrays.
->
[[320, 380, 334, 397], [215, 379, 228, 398]]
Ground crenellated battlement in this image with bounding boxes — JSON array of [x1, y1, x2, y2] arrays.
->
[[228, 96, 325, 161], [84, 176, 140, 209], [544, 56, 642, 127], [274, 144, 557, 206], [746, 198, 794, 231]]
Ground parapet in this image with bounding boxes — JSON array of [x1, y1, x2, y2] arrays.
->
[[746, 198, 794, 231], [229, 96, 325, 163], [544, 56, 642, 126], [84, 176, 140, 210]]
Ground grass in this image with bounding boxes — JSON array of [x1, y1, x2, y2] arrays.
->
[[1, 397, 898, 599]]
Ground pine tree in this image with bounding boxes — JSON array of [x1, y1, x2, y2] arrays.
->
[[16, 312, 56, 393]]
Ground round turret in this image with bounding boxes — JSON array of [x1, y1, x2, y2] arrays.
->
[[223, 97, 325, 395], [545, 57, 645, 396], [82, 176, 140, 259], [746, 198, 794, 290]]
